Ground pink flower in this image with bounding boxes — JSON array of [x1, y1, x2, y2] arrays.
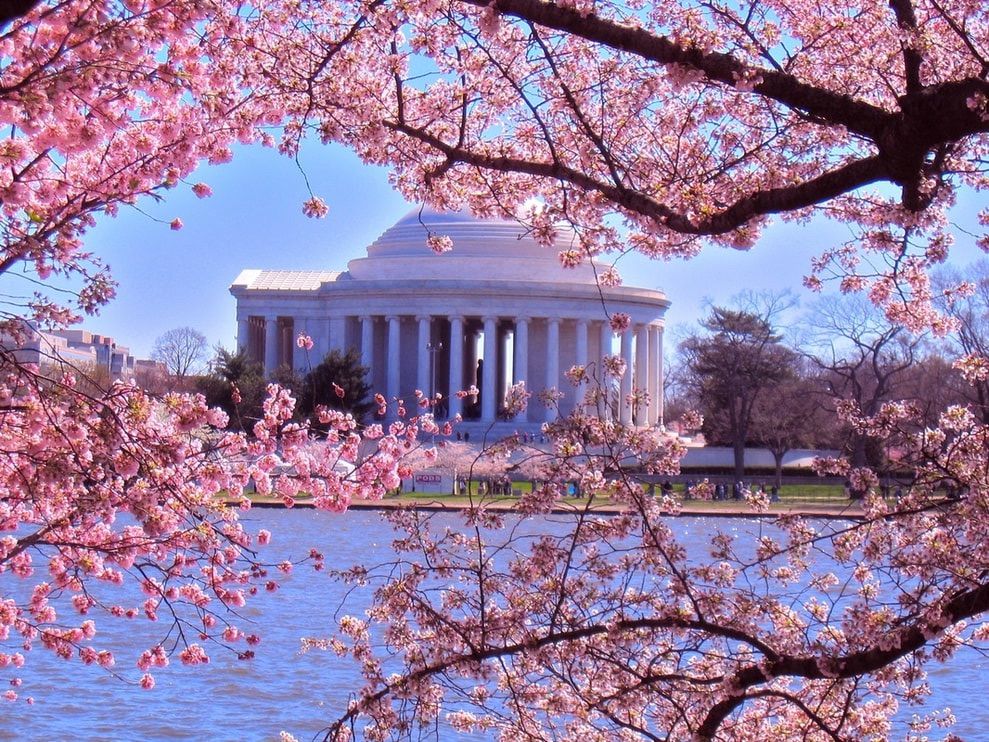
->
[[169, 218, 183, 231], [609, 312, 631, 333], [565, 364, 588, 386], [178, 644, 209, 666], [602, 354, 627, 379], [295, 333, 313, 350], [302, 197, 329, 218], [191, 182, 213, 198], [139, 673, 155, 690], [426, 233, 453, 254]]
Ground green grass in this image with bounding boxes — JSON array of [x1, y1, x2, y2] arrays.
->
[[241, 480, 856, 512]]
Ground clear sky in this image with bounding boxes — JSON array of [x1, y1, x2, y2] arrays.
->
[[85, 140, 986, 360]]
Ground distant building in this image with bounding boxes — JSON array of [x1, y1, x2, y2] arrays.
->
[[5, 324, 137, 380], [231, 206, 670, 433]]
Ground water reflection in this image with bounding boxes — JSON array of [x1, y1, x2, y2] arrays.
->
[[0, 509, 984, 740]]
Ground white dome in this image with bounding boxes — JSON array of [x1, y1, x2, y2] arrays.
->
[[346, 206, 599, 284]]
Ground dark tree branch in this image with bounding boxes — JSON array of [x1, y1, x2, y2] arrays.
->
[[462, 0, 893, 138], [888, 0, 924, 93], [387, 119, 889, 235], [694, 579, 989, 739], [0, 0, 40, 29]]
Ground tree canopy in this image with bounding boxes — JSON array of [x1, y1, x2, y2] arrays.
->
[[681, 304, 795, 477], [298, 349, 374, 424]]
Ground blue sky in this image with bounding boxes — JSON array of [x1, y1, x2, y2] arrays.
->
[[86, 141, 986, 360]]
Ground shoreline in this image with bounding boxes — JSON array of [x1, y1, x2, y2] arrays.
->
[[241, 496, 865, 520]]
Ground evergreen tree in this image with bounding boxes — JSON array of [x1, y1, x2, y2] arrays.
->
[[298, 349, 374, 424]]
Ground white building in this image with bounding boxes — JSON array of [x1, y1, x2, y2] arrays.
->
[[230, 207, 670, 431], [7, 325, 136, 379]]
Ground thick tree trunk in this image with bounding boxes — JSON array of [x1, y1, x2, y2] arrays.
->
[[773, 452, 784, 489], [0, 0, 40, 28], [733, 438, 745, 480], [850, 433, 868, 468]]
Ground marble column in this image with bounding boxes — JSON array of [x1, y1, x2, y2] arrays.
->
[[264, 315, 279, 375], [575, 319, 588, 410], [496, 324, 509, 406], [599, 319, 613, 359], [467, 324, 479, 393], [386, 315, 401, 404], [360, 315, 374, 373], [654, 325, 665, 427], [328, 316, 346, 353], [620, 328, 634, 425], [647, 324, 658, 426], [635, 324, 649, 427], [310, 318, 328, 361], [546, 317, 560, 422], [599, 320, 613, 420], [292, 317, 307, 370], [514, 317, 529, 423], [481, 316, 497, 422], [237, 317, 249, 355], [449, 316, 464, 419], [417, 315, 431, 397]]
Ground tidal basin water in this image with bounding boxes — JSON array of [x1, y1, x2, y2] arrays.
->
[[1, 508, 986, 741]]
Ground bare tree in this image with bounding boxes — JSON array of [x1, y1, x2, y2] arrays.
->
[[151, 327, 209, 380], [800, 295, 922, 470], [749, 366, 832, 487], [935, 261, 989, 423]]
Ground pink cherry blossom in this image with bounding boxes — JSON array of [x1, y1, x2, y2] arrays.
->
[[302, 197, 329, 219]]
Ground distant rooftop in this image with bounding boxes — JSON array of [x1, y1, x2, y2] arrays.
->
[[231, 269, 341, 291]]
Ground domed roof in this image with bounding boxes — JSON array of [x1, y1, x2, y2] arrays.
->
[[346, 205, 599, 284]]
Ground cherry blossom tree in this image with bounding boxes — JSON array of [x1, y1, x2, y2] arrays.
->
[[7, 0, 989, 739], [249, 0, 989, 332], [242, 1, 989, 739], [0, 0, 403, 699]]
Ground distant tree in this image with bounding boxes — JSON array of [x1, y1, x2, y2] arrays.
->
[[298, 349, 374, 424], [151, 327, 209, 380], [197, 347, 266, 431], [680, 303, 795, 478], [749, 368, 831, 487], [132, 362, 172, 396], [800, 295, 922, 470], [935, 261, 989, 423], [876, 348, 966, 435], [660, 349, 692, 427]]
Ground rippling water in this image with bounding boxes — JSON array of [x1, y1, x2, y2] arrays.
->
[[2, 509, 985, 741]]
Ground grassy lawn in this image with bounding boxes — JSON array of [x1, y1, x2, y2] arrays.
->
[[241, 481, 860, 514]]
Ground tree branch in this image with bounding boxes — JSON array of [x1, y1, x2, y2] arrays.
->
[[387, 119, 888, 235], [461, 0, 893, 138]]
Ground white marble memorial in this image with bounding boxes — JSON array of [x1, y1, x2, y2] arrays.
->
[[230, 206, 670, 431]]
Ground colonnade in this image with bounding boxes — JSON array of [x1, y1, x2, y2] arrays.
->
[[240, 313, 665, 427]]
